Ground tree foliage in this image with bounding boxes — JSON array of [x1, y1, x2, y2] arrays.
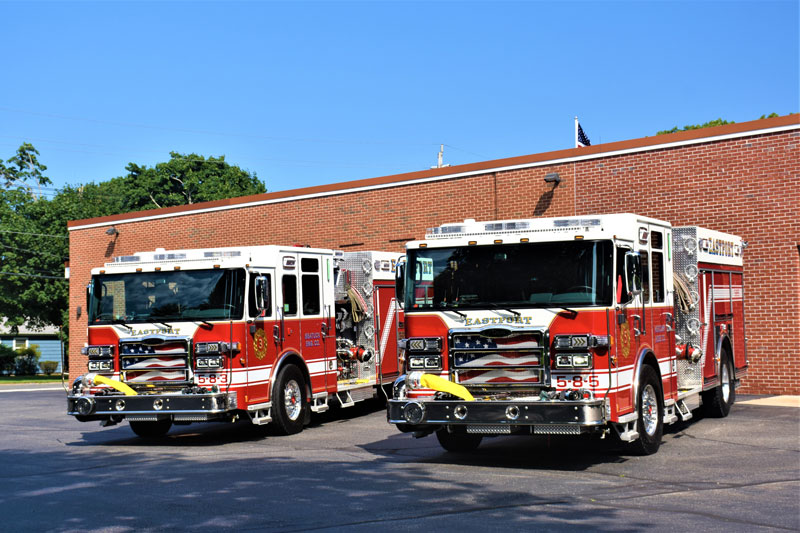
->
[[657, 112, 782, 136], [0, 146, 267, 336], [120, 152, 266, 211]]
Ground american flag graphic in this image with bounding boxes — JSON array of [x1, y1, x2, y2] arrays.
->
[[456, 368, 542, 385], [451, 334, 540, 350], [120, 341, 189, 383], [451, 332, 542, 385]]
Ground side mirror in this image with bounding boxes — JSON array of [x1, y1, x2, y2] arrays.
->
[[254, 276, 270, 313], [395, 257, 406, 309], [85, 280, 94, 319], [625, 251, 642, 298]]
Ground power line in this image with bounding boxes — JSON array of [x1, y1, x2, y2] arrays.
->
[[0, 271, 67, 281], [0, 243, 67, 260], [0, 229, 68, 239]]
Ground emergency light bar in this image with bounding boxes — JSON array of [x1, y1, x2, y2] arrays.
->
[[425, 217, 604, 239]]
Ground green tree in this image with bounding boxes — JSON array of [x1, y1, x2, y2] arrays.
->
[[657, 118, 734, 136], [0, 145, 267, 339], [119, 152, 266, 211], [657, 112, 785, 136]]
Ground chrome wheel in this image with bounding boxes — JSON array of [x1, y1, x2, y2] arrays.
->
[[721, 362, 731, 404], [641, 384, 659, 437], [284, 379, 302, 421]]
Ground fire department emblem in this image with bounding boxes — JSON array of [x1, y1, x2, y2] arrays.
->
[[253, 328, 268, 360], [619, 326, 631, 360]]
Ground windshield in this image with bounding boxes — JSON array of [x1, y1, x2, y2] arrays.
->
[[89, 269, 246, 324], [406, 240, 613, 310]]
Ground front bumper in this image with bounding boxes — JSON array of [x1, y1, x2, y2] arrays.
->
[[388, 398, 605, 433], [67, 391, 238, 422]]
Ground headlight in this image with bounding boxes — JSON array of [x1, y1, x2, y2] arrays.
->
[[81, 345, 114, 357], [406, 337, 442, 353], [554, 335, 590, 350], [87, 360, 113, 372], [555, 354, 593, 369], [408, 355, 442, 370], [195, 356, 224, 369], [195, 341, 240, 355]]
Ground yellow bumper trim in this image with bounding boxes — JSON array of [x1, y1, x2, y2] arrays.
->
[[420, 373, 474, 402]]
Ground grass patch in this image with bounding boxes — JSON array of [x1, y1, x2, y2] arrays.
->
[[0, 375, 66, 384]]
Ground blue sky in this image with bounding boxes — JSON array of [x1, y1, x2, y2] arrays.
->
[[1, 1, 797, 196]]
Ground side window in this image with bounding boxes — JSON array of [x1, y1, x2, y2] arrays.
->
[[282, 275, 298, 316], [652, 252, 664, 303], [248, 273, 272, 318], [615, 246, 630, 303], [301, 258, 320, 316], [640, 251, 651, 303]]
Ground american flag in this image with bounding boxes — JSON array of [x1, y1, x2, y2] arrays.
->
[[451, 334, 540, 350], [456, 368, 542, 385], [577, 123, 591, 147], [452, 333, 541, 368]]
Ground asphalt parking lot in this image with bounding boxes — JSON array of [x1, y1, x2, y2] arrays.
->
[[1, 386, 798, 532]]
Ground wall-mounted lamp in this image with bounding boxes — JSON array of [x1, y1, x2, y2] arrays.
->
[[105, 226, 119, 236], [543, 172, 562, 185]]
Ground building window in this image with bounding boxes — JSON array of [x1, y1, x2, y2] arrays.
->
[[13, 338, 28, 350]]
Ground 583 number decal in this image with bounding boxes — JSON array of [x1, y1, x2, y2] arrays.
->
[[555, 374, 600, 389], [196, 373, 228, 386]]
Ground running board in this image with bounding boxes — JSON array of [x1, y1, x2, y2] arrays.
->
[[615, 420, 639, 443], [248, 408, 272, 425], [311, 394, 329, 413], [676, 400, 693, 421]]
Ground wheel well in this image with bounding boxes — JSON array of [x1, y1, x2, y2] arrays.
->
[[719, 335, 734, 377], [633, 350, 662, 406], [272, 353, 312, 399]]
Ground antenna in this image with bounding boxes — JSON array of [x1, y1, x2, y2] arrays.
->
[[431, 144, 451, 169]]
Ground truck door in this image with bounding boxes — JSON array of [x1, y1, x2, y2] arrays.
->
[[245, 268, 276, 405], [297, 253, 336, 396], [614, 242, 642, 414]]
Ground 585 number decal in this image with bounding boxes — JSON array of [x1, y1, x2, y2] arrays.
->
[[555, 374, 600, 389]]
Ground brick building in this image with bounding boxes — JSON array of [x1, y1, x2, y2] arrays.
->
[[67, 114, 800, 394]]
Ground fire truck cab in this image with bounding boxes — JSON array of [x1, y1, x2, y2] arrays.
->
[[388, 214, 747, 454], [68, 245, 401, 437]]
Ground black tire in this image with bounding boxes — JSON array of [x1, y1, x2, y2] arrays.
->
[[630, 365, 663, 456], [272, 365, 307, 435], [435, 426, 483, 452], [129, 419, 172, 438], [703, 349, 735, 418]]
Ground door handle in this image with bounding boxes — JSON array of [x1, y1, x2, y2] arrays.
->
[[631, 314, 642, 337]]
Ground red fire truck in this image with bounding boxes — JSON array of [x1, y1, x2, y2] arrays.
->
[[388, 214, 747, 454], [68, 245, 401, 437]]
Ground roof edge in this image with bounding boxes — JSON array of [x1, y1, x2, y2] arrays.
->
[[68, 114, 799, 230]]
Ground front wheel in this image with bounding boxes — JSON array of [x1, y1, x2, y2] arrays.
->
[[129, 419, 172, 438], [630, 365, 663, 455], [272, 365, 308, 435], [703, 349, 735, 418], [436, 427, 483, 452]]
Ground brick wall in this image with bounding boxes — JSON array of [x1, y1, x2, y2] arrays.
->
[[68, 116, 800, 394]]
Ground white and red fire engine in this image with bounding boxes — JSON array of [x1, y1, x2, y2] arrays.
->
[[388, 214, 747, 454], [68, 245, 401, 437]]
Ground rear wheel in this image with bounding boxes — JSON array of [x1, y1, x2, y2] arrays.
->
[[630, 365, 663, 455], [129, 419, 172, 438], [272, 365, 307, 435], [436, 426, 483, 452], [703, 349, 735, 418]]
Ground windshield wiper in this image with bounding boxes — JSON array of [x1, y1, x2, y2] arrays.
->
[[487, 303, 520, 317], [111, 319, 133, 332], [447, 309, 467, 318]]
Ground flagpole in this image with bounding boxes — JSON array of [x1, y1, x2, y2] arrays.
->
[[574, 116, 579, 148]]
